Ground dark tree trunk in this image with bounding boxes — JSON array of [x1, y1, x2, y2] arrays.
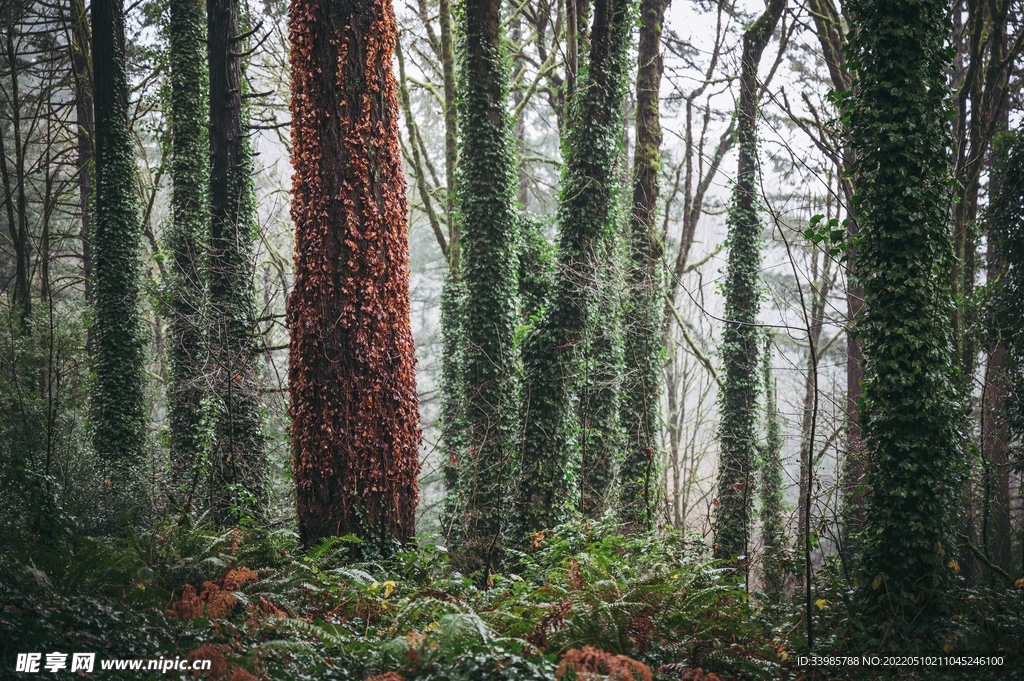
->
[[208, 0, 266, 523], [620, 0, 669, 529], [90, 0, 148, 508], [288, 0, 420, 552], [2, 11, 30, 325], [69, 0, 94, 304], [167, 0, 209, 505]]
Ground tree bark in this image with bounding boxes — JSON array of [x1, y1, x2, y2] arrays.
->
[[452, 0, 521, 573], [620, 0, 669, 529], [288, 0, 420, 552], [713, 0, 785, 566], [167, 0, 210, 505], [69, 0, 94, 304], [91, 0, 148, 508], [208, 0, 267, 523]]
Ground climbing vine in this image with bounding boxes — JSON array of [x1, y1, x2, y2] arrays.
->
[[759, 336, 786, 597], [90, 0, 149, 518], [448, 0, 522, 574], [580, 236, 625, 520], [620, 0, 669, 529], [845, 0, 965, 648], [207, 0, 267, 523], [166, 0, 210, 501], [288, 0, 420, 554], [519, 0, 634, 536], [713, 0, 784, 565]]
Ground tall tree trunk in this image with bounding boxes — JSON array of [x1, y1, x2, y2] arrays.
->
[[712, 0, 785, 568], [620, 0, 668, 529], [518, 0, 633, 536], [2, 11, 30, 325], [760, 337, 786, 597], [90, 0, 148, 512], [288, 0, 420, 553], [452, 0, 521, 573], [806, 0, 867, 542], [166, 0, 209, 506], [435, 0, 462, 550], [847, 0, 963, 647], [795, 247, 832, 568], [207, 0, 266, 523], [69, 0, 93, 304], [986, 130, 1024, 575]]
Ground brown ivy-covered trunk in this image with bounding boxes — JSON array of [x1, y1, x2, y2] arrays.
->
[[288, 0, 420, 552]]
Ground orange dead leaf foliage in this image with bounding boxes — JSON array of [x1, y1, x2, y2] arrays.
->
[[166, 567, 260, 620], [366, 673, 405, 681], [556, 646, 652, 681], [223, 566, 259, 590]]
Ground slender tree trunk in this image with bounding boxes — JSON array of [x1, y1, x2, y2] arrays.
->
[[90, 0, 148, 512], [713, 0, 785, 568], [438, 0, 457, 223], [982, 341, 1013, 570], [760, 337, 786, 597], [435, 0, 462, 550], [795, 250, 832, 590], [69, 0, 93, 304], [166, 0, 209, 505], [519, 0, 633, 536], [2, 12, 30, 325], [453, 0, 521, 573], [620, 0, 668, 529], [288, 0, 420, 552], [806, 0, 868, 543], [208, 0, 266, 523]]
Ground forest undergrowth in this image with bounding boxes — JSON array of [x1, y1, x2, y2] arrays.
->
[[2, 518, 1021, 681]]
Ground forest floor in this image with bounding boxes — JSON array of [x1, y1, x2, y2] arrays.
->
[[2, 519, 1022, 681]]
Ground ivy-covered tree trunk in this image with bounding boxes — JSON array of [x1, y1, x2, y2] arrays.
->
[[436, 0, 462, 550], [438, 277, 466, 546], [579, 246, 625, 520], [619, 0, 668, 529], [451, 0, 521, 573], [519, 0, 633, 535], [846, 0, 964, 648], [166, 0, 209, 501], [207, 0, 266, 523], [712, 0, 784, 564], [759, 336, 786, 597], [70, 0, 94, 304], [288, 0, 420, 552], [90, 0, 148, 511]]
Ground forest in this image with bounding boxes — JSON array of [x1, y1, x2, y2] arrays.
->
[[1, 0, 1023, 677]]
